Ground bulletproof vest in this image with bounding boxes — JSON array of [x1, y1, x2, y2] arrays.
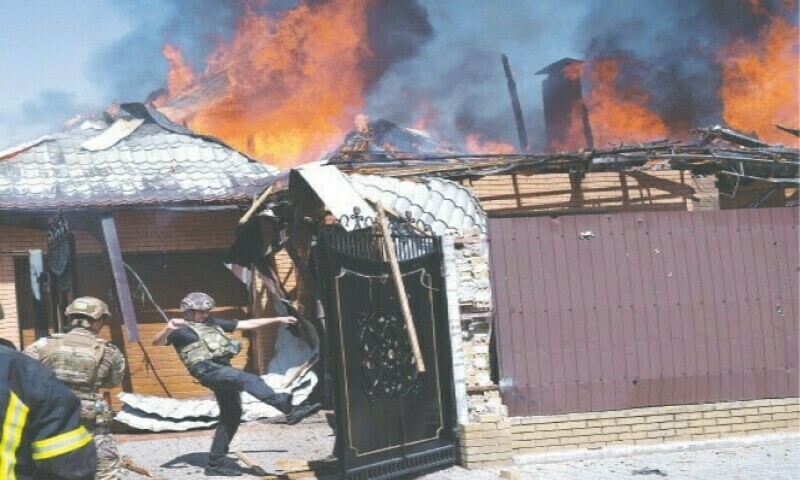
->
[[42, 332, 106, 390], [176, 322, 242, 369]]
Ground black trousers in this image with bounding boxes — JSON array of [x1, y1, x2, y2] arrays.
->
[[191, 361, 293, 467]]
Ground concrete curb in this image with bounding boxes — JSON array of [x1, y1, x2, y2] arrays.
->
[[513, 433, 800, 465]]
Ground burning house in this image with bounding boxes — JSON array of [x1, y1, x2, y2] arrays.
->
[[0, 103, 280, 409], [0, 0, 797, 475]]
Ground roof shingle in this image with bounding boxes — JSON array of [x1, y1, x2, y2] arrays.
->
[[0, 103, 278, 210]]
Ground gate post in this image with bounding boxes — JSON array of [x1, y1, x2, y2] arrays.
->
[[443, 231, 513, 469]]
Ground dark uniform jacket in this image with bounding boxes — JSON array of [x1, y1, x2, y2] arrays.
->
[[0, 345, 96, 480]]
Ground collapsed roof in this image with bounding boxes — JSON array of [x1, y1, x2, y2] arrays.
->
[[324, 122, 799, 185], [0, 103, 278, 211], [324, 118, 461, 165]]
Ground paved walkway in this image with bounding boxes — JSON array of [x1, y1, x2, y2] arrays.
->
[[424, 435, 800, 479], [116, 419, 799, 479]]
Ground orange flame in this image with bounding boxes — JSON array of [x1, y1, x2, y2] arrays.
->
[[719, 16, 799, 144], [562, 62, 583, 81], [162, 44, 196, 97], [159, 1, 372, 167], [585, 58, 670, 146], [411, 97, 439, 132], [465, 134, 516, 154], [547, 100, 588, 152]]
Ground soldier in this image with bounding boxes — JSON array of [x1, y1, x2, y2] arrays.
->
[[24, 297, 126, 480], [1, 340, 97, 479], [152, 292, 321, 477]]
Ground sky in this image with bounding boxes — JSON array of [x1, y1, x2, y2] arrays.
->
[[0, 0, 134, 147]]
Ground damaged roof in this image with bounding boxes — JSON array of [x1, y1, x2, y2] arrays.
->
[[325, 118, 461, 165], [331, 125, 799, 183], [348, 174, 487, 235], [0, 103, 278, 210]]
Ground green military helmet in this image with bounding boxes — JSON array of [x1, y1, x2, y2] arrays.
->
[[65, 297, 111, 327], [180, 292, 215, 312]]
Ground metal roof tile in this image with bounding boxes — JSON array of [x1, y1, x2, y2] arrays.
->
[[0, 106, 278, 210], [348, 174, 487, 235]]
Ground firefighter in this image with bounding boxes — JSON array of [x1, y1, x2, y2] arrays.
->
[[1, 339, 97, 479], [152, 292, 322, 477], [24, 297, 126, 480]]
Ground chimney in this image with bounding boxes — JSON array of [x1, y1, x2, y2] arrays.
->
[[536, 58, 594, 151]]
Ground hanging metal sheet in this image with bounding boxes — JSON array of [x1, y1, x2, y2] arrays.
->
[[295, 165, 375, 231]]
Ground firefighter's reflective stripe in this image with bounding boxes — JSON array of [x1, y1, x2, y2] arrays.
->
[[30, 426, 93, 460], [0, 391, 30, 480]]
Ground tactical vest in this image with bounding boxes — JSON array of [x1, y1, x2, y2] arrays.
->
[[176, 322, 242, 368], [42, 332, 106, 390]]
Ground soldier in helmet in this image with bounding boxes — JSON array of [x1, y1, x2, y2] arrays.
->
[[152, 292, 321, 477], [24, 296, 126, 480]]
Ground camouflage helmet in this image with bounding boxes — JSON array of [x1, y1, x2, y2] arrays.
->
[[180, 292, 215, 312], [65, 297, 110, 326]]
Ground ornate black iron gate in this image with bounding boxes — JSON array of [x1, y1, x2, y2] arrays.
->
[[318, 226, 457, 479]]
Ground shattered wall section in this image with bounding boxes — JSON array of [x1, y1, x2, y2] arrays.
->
[[445, 229, 513, 468], [451, 231, 498, 419]]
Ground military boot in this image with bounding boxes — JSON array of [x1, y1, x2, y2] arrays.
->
[[204, 464, 243, 476], [285, 401, 323, 425]]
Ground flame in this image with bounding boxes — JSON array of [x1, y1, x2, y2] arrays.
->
[[585, 58, 670, 146], [719, 16, 799, 144], [746, 0, 766, 13], [562, 62, 583, 81], [465, 134, 516, 154], [547, 100, 588, 152], [411, 98, 439, 132], [159, 1, 372, 167], [162, 44, 196, 97]]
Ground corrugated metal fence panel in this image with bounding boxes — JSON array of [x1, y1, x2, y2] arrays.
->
[[489, 207, 799, 416]]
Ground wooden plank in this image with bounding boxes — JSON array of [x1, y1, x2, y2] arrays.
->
[[101, 215, 139, 342], [376, 203, 425, 373]]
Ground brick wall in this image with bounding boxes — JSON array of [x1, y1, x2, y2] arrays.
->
[[458, 411, 513, 469], [510, 398, 800, 455], [445, 231, 515, 468], [456, 398, 800, 468]]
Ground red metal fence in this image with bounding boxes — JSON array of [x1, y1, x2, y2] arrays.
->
[[489, 207, 799, 416]]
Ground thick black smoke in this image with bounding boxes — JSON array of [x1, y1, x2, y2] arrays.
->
[[91, 1, 316, 102], [87, 0, 796, 152], [361, 1, 433, 88], [366, 0, 797, 150], [577, 0, 796, 134]]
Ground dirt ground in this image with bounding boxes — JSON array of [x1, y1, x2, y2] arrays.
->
[[116, 414, 338, 479], [115, 418, 800, 480]]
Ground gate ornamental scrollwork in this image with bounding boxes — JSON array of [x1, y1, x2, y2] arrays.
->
[[356, 309, 420, 400]]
